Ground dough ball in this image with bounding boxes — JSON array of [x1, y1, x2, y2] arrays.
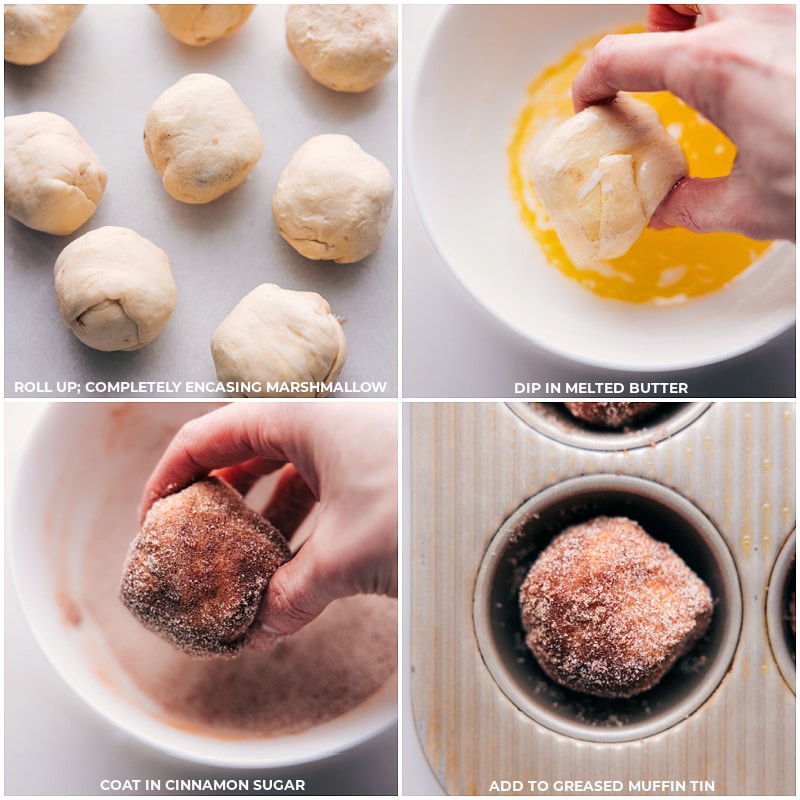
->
[[529, 93, 687, 266], [272, 133, 394, 263], [120, 477, 290, 658], [150, 4, 255, 46], [4, 4, 83, 65], [4, 112, 107, 236], [211, 282, 347, 398], [519, 516, 713, 698], [144, 73, 263, 204], [54, 226, 177, 352], [564, 402, 660, 430], [286, 4, 397, 93]]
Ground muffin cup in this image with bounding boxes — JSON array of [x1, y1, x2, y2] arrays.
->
[[766, 529, 796, 693], [507, 402, 710, 451], [473, 474, 742, 743]]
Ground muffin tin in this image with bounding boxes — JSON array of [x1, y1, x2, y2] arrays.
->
[[507, 402, 710, 451], [410, 402, 795, 795]]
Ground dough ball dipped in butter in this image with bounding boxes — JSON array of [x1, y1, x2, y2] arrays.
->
[[144, 73, 263, 204], [150, 4, 255, 47], [272, 134, 394, 263], [4, 112, 107, 236], [4, 4, 83, 65], [54, 226, 177, 352], [121, 477, 290, 658], [285, 4, 398, 93], [211, 283, 347, 398], [530, 93, 687, 266]]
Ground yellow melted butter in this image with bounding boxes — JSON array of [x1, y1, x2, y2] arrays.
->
[[508, 25, 771, 304]]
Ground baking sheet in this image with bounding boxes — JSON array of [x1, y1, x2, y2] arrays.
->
[[4, 4, 398, 398], [409, 402, 796, 796]]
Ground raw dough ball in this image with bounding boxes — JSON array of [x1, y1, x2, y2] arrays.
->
[[120, 477, 290, 658], [54, 226, 177, 352], [150, 4, 255, 46], [519, 516, 713, 698], [4, 4, 83, 65], [211, 282, 347, 398], [564, 402, 660, 430], [529, 93, 687, 266], [4, 112, 107, 236], [272, 133, 394, 263], [286, 4, 398, 93], [144, 73, 263, 204]]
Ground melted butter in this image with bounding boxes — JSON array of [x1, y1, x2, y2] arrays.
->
[[508, 25, 771, 304]]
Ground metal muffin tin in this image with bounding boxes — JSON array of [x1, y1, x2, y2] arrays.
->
[[507, 402, 711, 451], [410, 402, 795, 795]]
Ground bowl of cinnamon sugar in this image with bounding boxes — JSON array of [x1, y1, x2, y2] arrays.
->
[[9, 402, 398, 766]]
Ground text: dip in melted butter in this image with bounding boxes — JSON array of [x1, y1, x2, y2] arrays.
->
[[509, 26, 771, 304]]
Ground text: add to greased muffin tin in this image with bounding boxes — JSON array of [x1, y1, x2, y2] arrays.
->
[[410, 402, 795, 795]]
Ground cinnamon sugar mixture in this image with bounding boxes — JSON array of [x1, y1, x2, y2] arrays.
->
[[519, 516, 712, 698], [77, 483, 397, 738]]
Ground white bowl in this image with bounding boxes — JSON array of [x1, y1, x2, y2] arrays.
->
[[407, 4, 796, 371], [8, 402, 397, 768]]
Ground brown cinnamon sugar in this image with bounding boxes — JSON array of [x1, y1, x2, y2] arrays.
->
[[564, 402, 659, 429], [148, 595, 397, 736], [120, 477, 290, 658], [519, 516, 713, 698]]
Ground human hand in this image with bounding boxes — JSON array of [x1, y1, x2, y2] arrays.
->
[[572, 4, 796, 241], [140, 402, 398, 641]]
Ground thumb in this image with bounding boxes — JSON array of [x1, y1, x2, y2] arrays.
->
[[252, 534, 344, 638], [650, 174, 780, 239]]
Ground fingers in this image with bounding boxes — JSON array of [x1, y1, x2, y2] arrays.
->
[[574, 5, 705, 109], [139, 403, 292, 520], [213, 456, 286, 498], [250, 496, 398, 640], [647, 5, 701, 32], [650, 175, 790, 240], [572, 31, 686, 110], [261, 464, 318, 540], [253, 534, 344, 637]]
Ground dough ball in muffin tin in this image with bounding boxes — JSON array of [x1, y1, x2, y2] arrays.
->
[[519, 515, 713, 699]]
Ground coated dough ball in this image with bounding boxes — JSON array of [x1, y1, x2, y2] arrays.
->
[[519, 516, 713, 698], [564, 402, 660, 430], [150, 4, 255, 46], [120, 477, 290, 658], [211, 283, 347, 398], [54, 226, 177, 352], [4, 112, 107, 236], [4, 4, 83, 65], [286, 4, 397, 92], [144, 73, 263, 204], [530, 93, 687, 266], [272, 134, 394, 263]]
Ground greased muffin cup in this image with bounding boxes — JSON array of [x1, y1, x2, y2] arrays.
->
[[507, 401, 710, 451], [473, 474, 741, 743], [410, 402, 795, 795], [766, 529, 796, 694]]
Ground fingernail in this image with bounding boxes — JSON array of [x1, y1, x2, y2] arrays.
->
[[259, 622, 282, 636], [247, 623, 286, 652]]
